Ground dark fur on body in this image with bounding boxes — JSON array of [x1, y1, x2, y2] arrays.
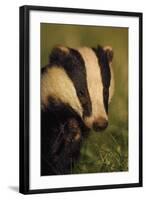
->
[[41, 98, 89, 175]]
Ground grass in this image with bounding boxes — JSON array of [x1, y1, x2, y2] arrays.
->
[[73, 121, 128, 174]]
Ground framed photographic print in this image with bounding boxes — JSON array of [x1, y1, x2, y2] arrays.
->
[[19, 5, 143, 194]]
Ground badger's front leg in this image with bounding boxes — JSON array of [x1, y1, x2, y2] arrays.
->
[[52, 118, 82, 174], [64, 118, 82, 158]]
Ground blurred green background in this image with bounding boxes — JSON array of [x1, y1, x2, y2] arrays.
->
[[41, 23, 128, 173]]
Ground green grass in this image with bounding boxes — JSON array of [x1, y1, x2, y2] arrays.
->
[[73, 121, 128, 174]]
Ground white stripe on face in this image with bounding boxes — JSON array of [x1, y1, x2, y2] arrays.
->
[[109, 64, 114, 103], [41, 66, 83, 116], [77, 47, 108, 128]]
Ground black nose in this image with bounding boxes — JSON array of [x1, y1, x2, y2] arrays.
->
[[93, 118, 108, 132]]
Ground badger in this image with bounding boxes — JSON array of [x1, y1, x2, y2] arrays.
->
[[41, 45, 114, 175]]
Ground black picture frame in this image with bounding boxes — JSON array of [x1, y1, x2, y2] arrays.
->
[[19, 5, 143, 194]]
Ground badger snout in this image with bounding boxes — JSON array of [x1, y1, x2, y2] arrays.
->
[[92, 117, 108, 132]]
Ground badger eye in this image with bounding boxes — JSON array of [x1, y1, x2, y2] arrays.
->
[[78, 90, 84, 97], [104, 88, 109, 98]]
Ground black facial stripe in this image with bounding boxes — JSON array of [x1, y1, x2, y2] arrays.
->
[[103, 87, 109, 114], [92, 46, 111, 113], [49, 47, 92, 117]]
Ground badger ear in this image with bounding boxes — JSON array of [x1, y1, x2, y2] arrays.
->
[[104, 46, 114, 63], [49, 45, 69, 65]]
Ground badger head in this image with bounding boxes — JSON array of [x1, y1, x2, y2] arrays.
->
[[41, 45, 114, 132]]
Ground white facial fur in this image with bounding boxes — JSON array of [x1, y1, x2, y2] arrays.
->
[[77, 47, 109, 128], [109, 64, 114, 103]]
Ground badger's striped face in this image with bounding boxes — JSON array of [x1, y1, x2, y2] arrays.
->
[[41, 45, 114, 132]]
